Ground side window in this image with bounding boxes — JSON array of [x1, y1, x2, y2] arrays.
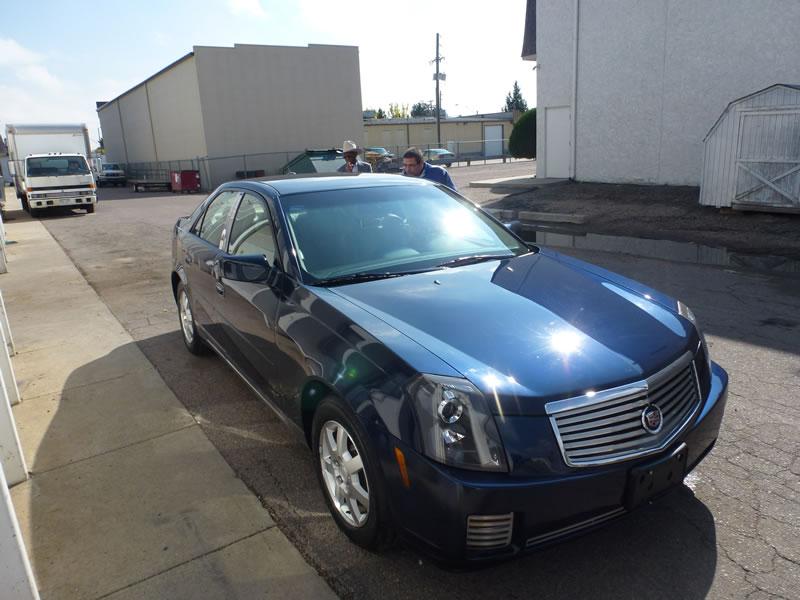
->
[[228, 193, 277, 264], [197, 190, 239, 248]]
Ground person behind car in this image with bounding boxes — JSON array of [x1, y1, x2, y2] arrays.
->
[[337, 140, 373, 173], [401, 147, 456, 191]]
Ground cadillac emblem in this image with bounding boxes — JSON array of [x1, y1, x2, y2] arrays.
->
[[641, 404, 663, 434]]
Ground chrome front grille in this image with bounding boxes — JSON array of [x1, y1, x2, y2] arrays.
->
[[466, 513, 514, 550], [546, 351, 701, 467]]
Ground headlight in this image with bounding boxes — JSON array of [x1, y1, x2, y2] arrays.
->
[[677, 300, 712, 368], [408, 374, 508, 472]]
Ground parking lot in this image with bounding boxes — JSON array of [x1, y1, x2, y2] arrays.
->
[[16, 164, 800, 599]]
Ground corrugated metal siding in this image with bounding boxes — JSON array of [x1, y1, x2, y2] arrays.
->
[[700, 85, 800, 208]]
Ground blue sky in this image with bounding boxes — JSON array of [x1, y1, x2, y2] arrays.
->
[[1, 0, 536, 144]]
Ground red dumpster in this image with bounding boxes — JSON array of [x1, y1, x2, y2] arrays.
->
[[170, 170, 201, 193]]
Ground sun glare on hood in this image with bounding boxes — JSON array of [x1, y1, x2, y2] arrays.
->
[[549, 330, 583, 355]]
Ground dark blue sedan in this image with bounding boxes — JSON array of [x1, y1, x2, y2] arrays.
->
[[171, 174, 728, 563]]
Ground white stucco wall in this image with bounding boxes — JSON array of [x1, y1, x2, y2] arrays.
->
[[536, 0, 800, 185], [535, 0, 575, 178]]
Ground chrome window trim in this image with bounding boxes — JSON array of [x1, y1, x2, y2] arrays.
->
[[545, 350, 702, 468]]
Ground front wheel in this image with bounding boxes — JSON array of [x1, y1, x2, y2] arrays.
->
[[176, 282, 208, 355], [86, 204, 95, 214], [312, 397, 394, 551]]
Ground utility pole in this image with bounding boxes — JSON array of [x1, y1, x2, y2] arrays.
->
[[433, 33, 445, 147]]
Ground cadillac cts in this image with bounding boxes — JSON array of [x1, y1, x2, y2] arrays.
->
[[171, 175, 728, 562]]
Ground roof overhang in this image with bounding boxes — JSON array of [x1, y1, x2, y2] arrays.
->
[[521, 0, 537, 60]]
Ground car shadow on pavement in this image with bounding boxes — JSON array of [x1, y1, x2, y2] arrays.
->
[[125, 329, 720, 599]]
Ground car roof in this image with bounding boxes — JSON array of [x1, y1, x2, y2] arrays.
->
[[221, 173, 432, 196]]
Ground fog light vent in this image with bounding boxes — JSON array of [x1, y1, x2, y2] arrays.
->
[[466, 513, 513, 550]]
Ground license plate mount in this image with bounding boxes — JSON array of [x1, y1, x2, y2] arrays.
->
[[624, 443, 688, 510]]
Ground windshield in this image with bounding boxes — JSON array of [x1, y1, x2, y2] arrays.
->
[[104, 163, 121, 170], [281, 184, 528, 283], [26, 156, 90, 176]]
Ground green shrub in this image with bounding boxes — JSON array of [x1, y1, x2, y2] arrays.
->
[[509, 108, 536, 159]]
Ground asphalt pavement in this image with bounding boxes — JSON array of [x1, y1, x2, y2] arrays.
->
[[19, 164, 800, 600]]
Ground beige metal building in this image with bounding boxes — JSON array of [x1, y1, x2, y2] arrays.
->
[[97, 43, 363, 186], [363, 112, 516, 158]]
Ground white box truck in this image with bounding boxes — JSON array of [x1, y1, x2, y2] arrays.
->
[[6, 124, 97, 216]]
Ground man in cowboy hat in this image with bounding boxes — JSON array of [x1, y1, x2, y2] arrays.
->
[[338, 140, 373, 173]]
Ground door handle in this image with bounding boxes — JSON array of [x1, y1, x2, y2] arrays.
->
[[212, 258, 224, 295]]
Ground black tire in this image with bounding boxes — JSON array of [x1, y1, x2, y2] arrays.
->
[[176, 282, 208, 355], [86, 204, 95, 214], [445, 163, 452, 168], [29, 207, 40, 218], [312, 397, 394, 552]]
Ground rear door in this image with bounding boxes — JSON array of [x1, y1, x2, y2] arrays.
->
[[184, 189, 241, 347], [216, 191, 286, 406]]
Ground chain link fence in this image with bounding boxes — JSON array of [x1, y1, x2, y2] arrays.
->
[[114, 139, 521, 192]]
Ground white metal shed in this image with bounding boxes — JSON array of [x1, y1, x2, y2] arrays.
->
[[700, 84, 800, 212]]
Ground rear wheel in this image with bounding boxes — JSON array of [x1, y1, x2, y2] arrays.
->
[[176, 282, 207, 355], [312, 397, 394, 551]]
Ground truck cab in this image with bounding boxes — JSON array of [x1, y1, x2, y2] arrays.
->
[[21, 153, 97, 215], [96, 162, 127, 187]]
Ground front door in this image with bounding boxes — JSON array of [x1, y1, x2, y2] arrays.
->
[[484, 124, 503, 158], [545, 106, 571, 178], [185, 189, 240, 348], [217, 191, 285, 409]]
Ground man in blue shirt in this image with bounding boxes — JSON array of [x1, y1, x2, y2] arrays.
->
[[401, 147, 456, 191]]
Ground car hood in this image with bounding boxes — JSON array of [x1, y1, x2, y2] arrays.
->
[[327, 251, 695, 416]]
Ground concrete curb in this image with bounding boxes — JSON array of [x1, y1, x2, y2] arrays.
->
[[469, 176, 569, 190], [487, 208, 588, 225]]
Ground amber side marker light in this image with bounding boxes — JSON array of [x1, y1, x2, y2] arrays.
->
[[394, 447, 411, 489]]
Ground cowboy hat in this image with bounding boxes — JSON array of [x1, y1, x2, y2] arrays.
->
[[342, 140, 361, 153]]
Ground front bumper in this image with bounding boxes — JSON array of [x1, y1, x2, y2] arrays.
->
[[29, 192, 97, 208], [379, 363, 728, 563]]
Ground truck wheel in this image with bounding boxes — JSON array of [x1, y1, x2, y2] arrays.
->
[[21, 197, 29, 212], [86, 204, 96, 214], [29, 207, 40, 218]]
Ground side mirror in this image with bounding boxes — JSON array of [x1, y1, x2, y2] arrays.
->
[[503, 220, 523, 235], [220, 254, 272, 283]]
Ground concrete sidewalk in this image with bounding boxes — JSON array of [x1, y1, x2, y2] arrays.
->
[[2, 197, 336, 599]]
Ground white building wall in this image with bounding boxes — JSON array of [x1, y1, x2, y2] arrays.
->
[[97, 103, 127, 164], [118, 86, 157, 163], [147, 56, 207, 162], [535, 0, 576, 178], [537, 0, 800, 185], [194, 43, 363, 183]]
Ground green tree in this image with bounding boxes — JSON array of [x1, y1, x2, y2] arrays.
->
[[388, 103, 410, 119], [411, 101, 447, 118], [375, 108, 386, 119], [503, 81, 528, 112], [509, 108, 536, 158]]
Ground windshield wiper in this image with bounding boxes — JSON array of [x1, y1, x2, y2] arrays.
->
[[437, 253, 515, 268], [316, 268, 441, 287]]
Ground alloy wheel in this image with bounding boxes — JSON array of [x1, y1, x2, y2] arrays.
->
[[319, 420, 370, 528], [178, 290, 195, 344]]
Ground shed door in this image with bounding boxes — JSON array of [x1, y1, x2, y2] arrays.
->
[[545, 107, 570, 178], [483, 125, 503, 157], [734, 110, 800, 209]]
